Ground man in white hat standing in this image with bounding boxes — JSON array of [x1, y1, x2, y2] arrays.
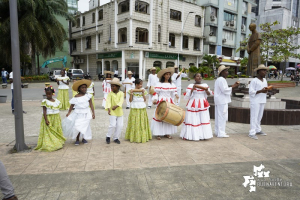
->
[[248, 64, 269, 140], [171, 66, 187, 105], [214, 65, 239, 138], [122, 71, 135, 109], [145, 67, 159, 108]]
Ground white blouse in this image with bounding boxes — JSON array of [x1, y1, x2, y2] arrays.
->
[[41, 99, 61, 115], [214, 77, 232, 105], [184, 83, 212, 110], [69, 93, 92, 113], [128, 88, 147, 108], [58, 76, 70, 89], [102, 79, 112, 94], [152, 82, 177, 104], [249, 78, 268, 104]]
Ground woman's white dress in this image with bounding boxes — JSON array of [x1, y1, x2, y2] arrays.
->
[[180, 83, 213, 140], [102, 79, 111, 107], [151, 82, 177, 136], [62, 93, 93, 140]]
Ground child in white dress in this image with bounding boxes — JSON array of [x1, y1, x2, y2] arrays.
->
[[62, 79, 95, 145]]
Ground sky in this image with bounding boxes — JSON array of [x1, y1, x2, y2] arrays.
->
[[78, 0, 111, 12]]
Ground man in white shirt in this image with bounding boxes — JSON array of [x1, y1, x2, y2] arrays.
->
[[214, 65, 239, 138], [248, 64, 269, 140], [9, 72, 26, 114], [145, 67, 159, 108], [122, 71, 135, 109], [1, 68, 9, 84], [171, 66, 187, 105], [114, 69, 118, 77]]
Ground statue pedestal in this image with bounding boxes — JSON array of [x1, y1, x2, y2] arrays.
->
[[230, 96, 286, 109]]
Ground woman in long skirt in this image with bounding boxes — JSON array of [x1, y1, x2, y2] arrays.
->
[[56, 69, 70, 110], [180, 73, 213, 141]]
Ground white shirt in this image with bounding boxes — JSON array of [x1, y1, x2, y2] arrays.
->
[[1, 70, 8, 77], [128, 88, 147, 108], [214, 77, 232, 105], [114, 70, 118, 75], [122, 77, 135, 90], [249, 78, 268, 104], [58, 76, 70, 89], [147, 74, 159, 88], [9, 72, 13, 89], [171, 72, 187, 88]]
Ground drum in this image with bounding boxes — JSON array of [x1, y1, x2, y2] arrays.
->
[[155, 101, 185, 126], [149, 86, 155, 95]]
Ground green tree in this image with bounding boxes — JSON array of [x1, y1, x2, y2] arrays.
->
[[201, 54, 219, 77], [0, 0, 74, 75]]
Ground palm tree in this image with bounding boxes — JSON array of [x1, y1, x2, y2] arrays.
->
[[0, 0, 75, 75], [201, 54, 219, 77]]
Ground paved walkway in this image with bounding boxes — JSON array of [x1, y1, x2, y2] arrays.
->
[[0, 82, 299, 199]]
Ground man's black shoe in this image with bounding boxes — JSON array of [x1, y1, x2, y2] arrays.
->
[[114, 139, 121, 144], [106, 137, 110, 144]]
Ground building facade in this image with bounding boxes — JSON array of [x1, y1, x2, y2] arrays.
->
[[254, 0, 300, 68], [69, 0, 205, 80]]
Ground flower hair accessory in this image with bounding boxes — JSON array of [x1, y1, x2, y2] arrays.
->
[[44, 86, 55, 96]]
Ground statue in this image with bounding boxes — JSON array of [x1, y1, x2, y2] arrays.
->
[[247, 23, 261, 77]]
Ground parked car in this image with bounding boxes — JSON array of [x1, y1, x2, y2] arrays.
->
[[67, 69, 84, 80], [49, 70, 61, 81]]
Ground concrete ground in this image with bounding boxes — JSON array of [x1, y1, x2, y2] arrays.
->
[[0, 81, 299, 199]]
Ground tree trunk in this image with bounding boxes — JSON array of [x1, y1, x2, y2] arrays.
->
[[37, 53, 40, 75], [281, 59, 286, 81], [30, 43, 36, 75]]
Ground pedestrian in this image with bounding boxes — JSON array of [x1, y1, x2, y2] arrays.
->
[[296, 74, 300, 86], [125, 79, 152, 143], [35, 86, 66, 151], [86, 76, 95, 109], [102, 71, 113, 108], [105, 78, 124, 144], [1, 68, 9, 84], [214, 65, 239, 138], [62, 79, 95, 145], [145, 67, 159, 109], [0, 160, 18, 200], [122, 71, 135, 109], [248, 64, 269, 140], [56, 69, 70, 110], [274, 70, 278, 79], [114, 69, 118, 77], [151, 67, 179, 140], [9, 72, 14, 114], [180, 73, 213, 141], [171, 66, 188, 105]]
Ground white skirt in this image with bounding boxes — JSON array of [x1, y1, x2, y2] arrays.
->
[[151, 111, 177, 136], [180, 108, 213, 140], [62, 110, 92, 140]]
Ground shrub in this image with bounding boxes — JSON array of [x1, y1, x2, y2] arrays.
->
[[234, 75, 238, 78], [241, 75, 246, 78], [227, 75, 232, 78]]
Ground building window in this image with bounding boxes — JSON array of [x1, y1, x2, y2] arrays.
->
[[166, 62, 175, 68], [98, 10, 103, 20], [98, 34, 100, 43], [169, 33, 175, 47], [76, 18, 80, 27], [240, 50, 245, 58], [158, 25, 161, 42], [209, 45, 216, 54], [242, 2, 247, 15], [92, 13, 95, 23], [153, 61, 162, 69], [211, 7, 217, 17], [241, 17, 246, 31], [71, 40, 76, 51], [118, 28, 127, 43], [210, 26, 217, 36], [86, 36, 91, 49], [222, 47, 233, 57], [223, 30, 234, 41], [195, 15, 201, 27], [82, 16, 85, 26], [119, 0, 130, 14], [170, 9, 181, 21], [105, 61, 110, 71], [194, 38, 200, 51], [224, 12, 235, 22], [136, 27, 148, 43], [182, 36, 189, 49], [135, 1, 149, 14]]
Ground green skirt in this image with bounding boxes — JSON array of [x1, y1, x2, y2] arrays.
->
[[35, 113, 66, 152], [57, 89, 70, 110], [125, 108, 152, 143]]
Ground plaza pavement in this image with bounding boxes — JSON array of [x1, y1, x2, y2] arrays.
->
[[0, 81, 299, 199]]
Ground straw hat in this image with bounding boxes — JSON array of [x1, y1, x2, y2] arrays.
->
[[150, 67, 156, 71], [254, 64, 269, 72], [72, 79, 91, 92], [218, 65, 230, 76], [110, 78, 122, 87], [174, 66, 179, 69], [157, 67, 175, 79], [104, 71, 114, 75], [127, 71, 133, 75]]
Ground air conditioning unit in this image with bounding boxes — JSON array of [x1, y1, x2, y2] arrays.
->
[[210, 15, 215, 21], [222, 39, 226, 43], [230, 20, 235, 26], [226, 21, 230, 26], [209, 32, 214, 36]]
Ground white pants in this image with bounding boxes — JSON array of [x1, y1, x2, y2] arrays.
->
[[106, 116, 123, 140], [126, 93, 130, 108], [249, 103, 265, 136], [148, 94, 153, 107], [215, 104, 228, 137], [175, 87, 181, 105]]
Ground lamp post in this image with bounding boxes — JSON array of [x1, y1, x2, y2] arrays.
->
[[178, 11, 194, 67]]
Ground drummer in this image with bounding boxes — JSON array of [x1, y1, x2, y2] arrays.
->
[[145, 67, 159, 109], [151, 67, 179, 140], [171, 66, 187, 105], [122, 71, 135, 109]]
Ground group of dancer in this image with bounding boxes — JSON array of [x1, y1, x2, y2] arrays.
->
[[35, 64, 270, 152]]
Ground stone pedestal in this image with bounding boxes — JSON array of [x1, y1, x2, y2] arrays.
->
[[230, 96, 286, 109]]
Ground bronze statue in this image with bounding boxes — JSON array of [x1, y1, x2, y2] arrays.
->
[[247, 23, 261, 77]]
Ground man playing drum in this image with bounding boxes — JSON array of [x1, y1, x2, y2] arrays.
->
[[122, 71, 135, 109], [171, 66, 187, 105], [145, 67, 159, 109]]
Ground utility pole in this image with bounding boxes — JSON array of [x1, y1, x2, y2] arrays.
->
[[9, 0, 29, 151]]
